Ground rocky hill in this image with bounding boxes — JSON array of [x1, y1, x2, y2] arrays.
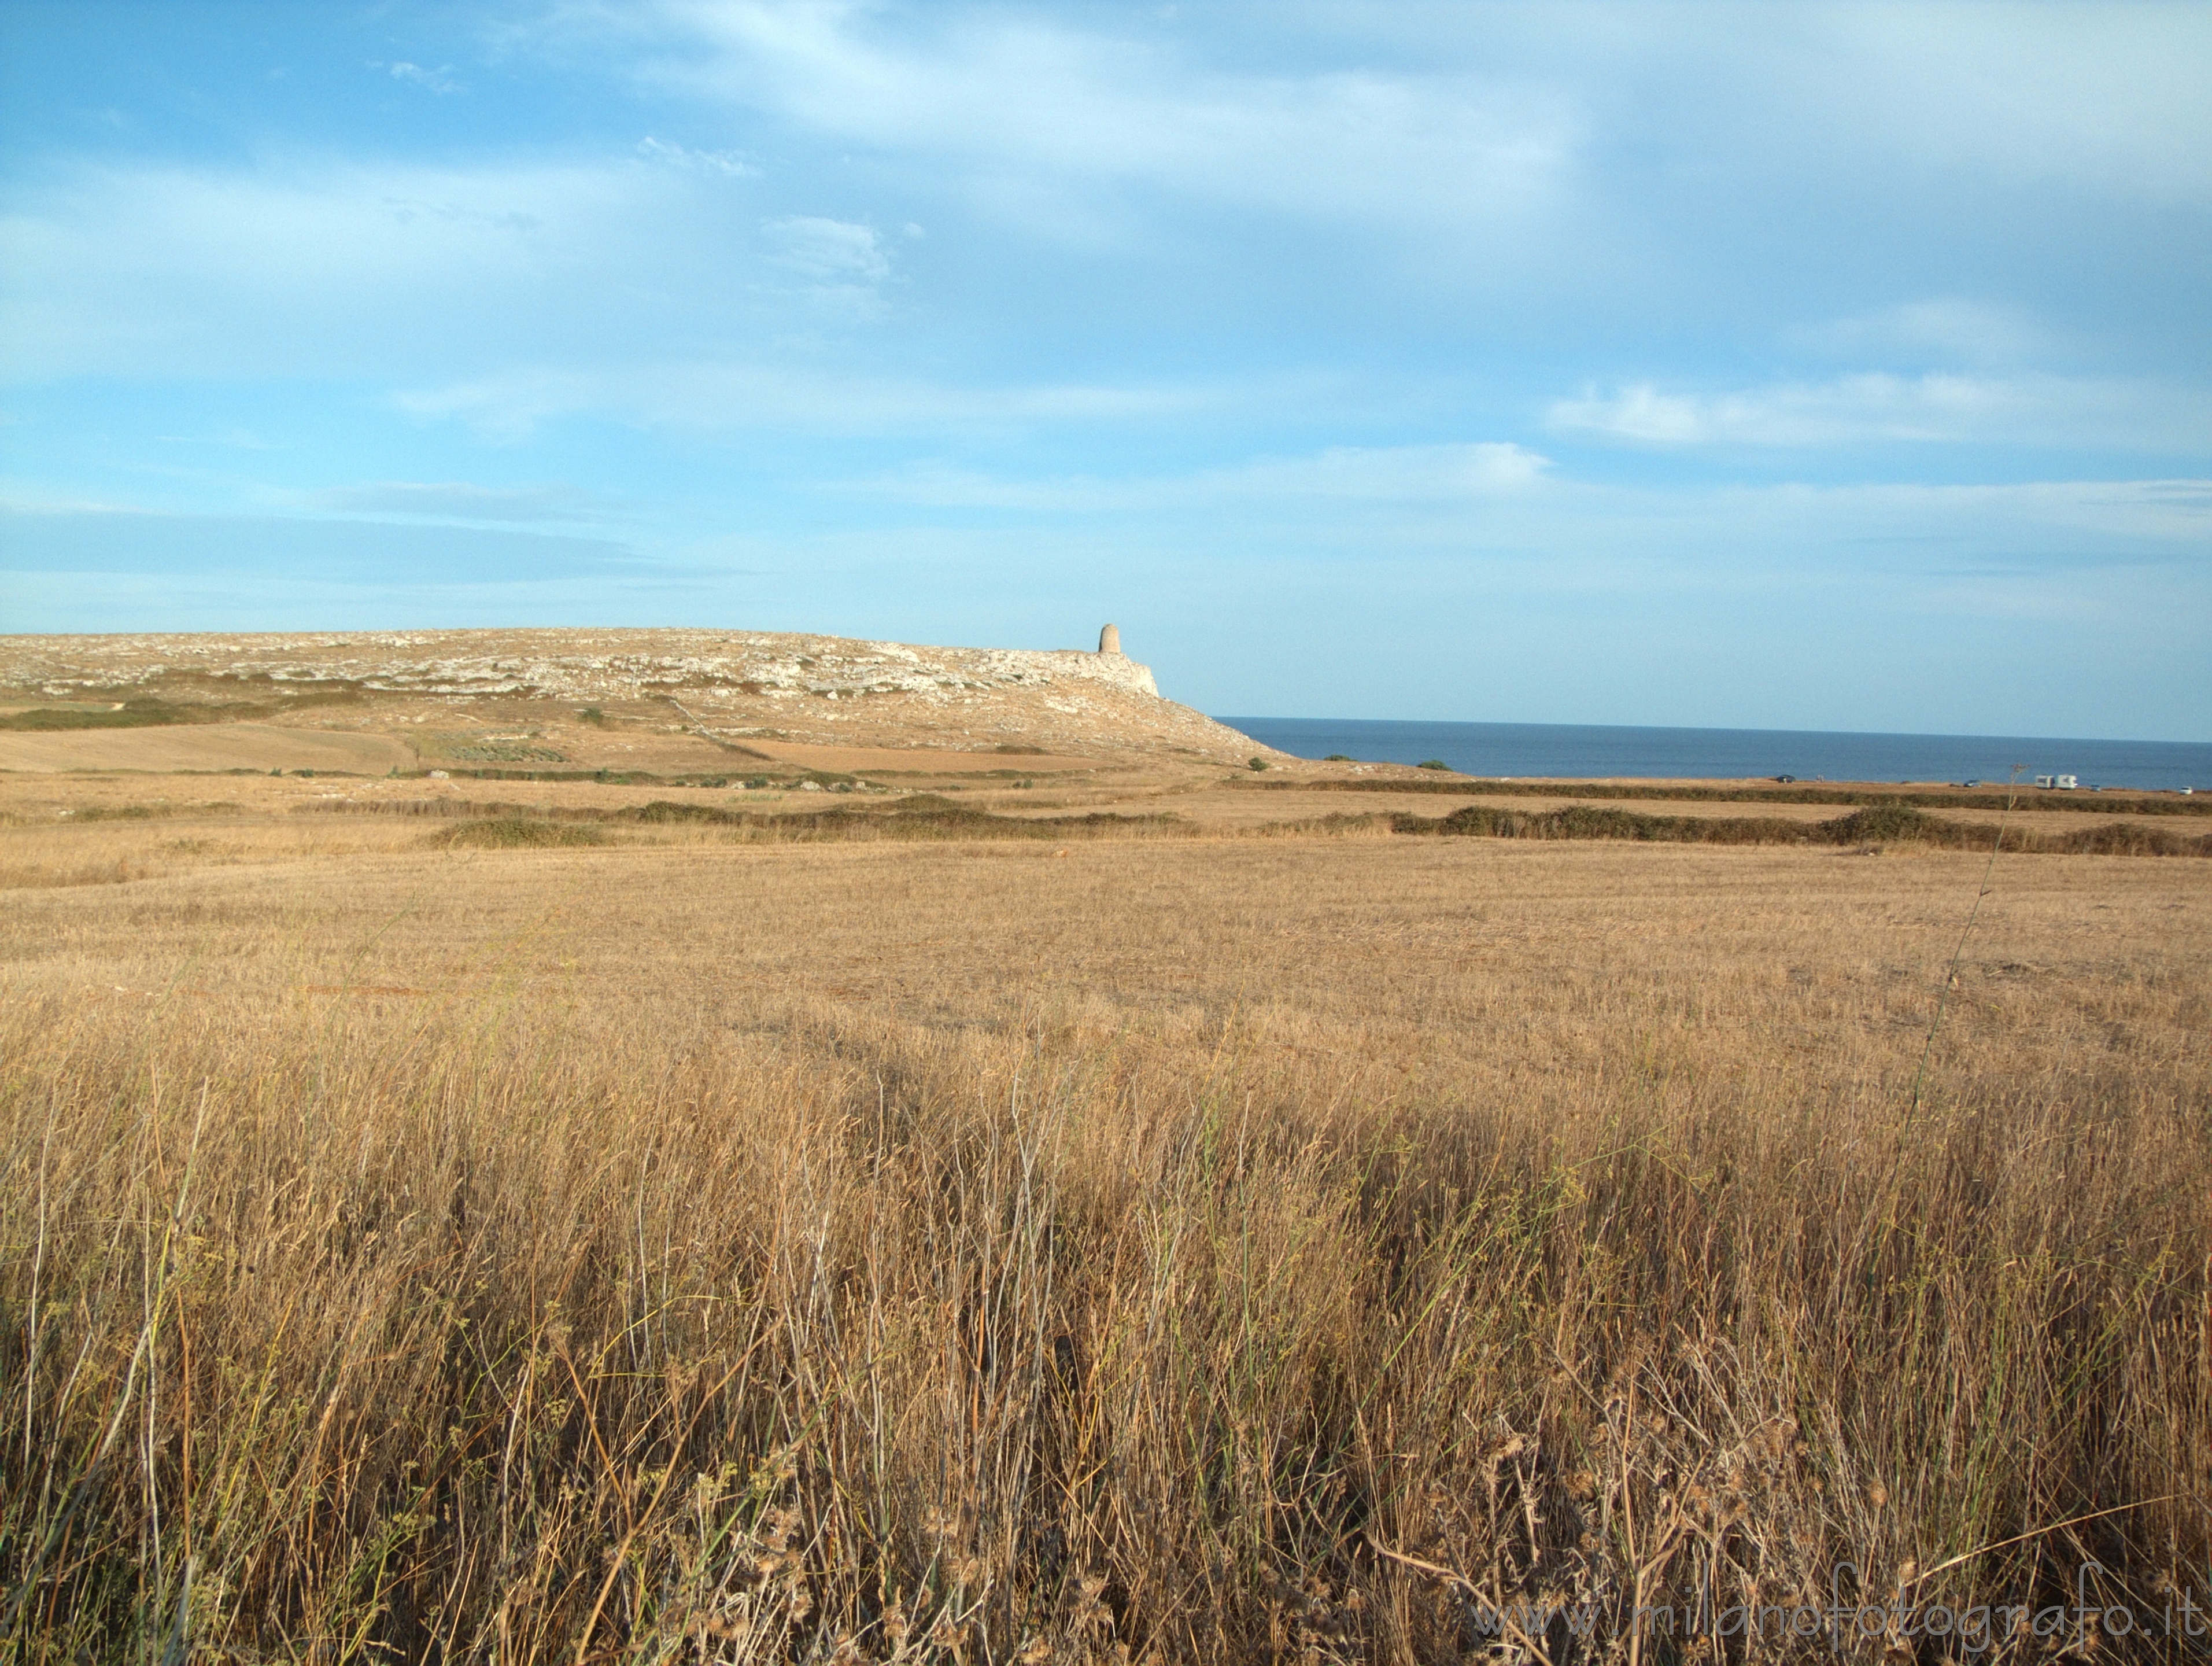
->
[[0, 626, 1273, 769]]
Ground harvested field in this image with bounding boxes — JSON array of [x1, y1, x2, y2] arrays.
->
[[2, 772, 2207, 1661], [0, 721, 414, 775]]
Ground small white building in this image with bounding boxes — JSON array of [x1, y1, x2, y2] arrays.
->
[[2033, 773, 2079, 790]]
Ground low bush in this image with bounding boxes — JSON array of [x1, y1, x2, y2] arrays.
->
[[1403, 800, 2212, 857], [0, 698, 212, 731], [433, 816, 608, 849]]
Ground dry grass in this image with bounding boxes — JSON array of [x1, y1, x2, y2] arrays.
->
[[2, 813, 2207, 1661]]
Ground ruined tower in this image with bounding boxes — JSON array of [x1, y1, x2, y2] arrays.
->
[[1098, 623, 1122, 655]]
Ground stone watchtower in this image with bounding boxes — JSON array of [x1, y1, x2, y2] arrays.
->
[[1098, 623, 1122, 655]]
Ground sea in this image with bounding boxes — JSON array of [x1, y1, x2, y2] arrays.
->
[[1215, 718, 2212, 794]]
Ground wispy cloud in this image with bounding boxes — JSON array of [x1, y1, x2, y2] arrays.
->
[[625, 1, 1578, 244], [297, 481, 619, 524], [0, 160, 632, 379], [1792, 298, 2052, 368], [763, 215, 888, 283], [393, 361, 1228, 441], [847, 443, 1551, 512], [155, 427, 280, 451], [1546, 374, 2212, 452], [0, 159, 862, 382], [637, 136, 756, 176], [382, 61, 464, 95]]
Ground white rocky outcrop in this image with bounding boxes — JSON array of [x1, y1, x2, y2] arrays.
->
[[3, 628, 1164, 705], [0, 625, 1262, 761]]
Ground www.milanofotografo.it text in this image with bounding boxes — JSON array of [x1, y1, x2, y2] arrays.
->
[[1454, 1565, 2206, 1653]]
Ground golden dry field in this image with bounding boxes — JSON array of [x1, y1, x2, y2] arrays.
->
[[3, 634, 2209, 1661], [3, 767, 2209, 1664]]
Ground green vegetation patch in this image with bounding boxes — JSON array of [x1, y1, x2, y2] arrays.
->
[[1, 677, 372, 729], [1255, 775, 2212, 816], [1398, 801, 2212, 856], [0, 697, 222, 731], [433, 817, 608, 850], [610, 798, 1182, 842], [46, 801, 245, 824], [423, 736, 568, 763]]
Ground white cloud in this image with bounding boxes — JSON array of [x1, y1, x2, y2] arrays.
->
[[1789, 6, 2212, 208], [1794, 298, 2052, 368], [582, 0, 2212, 296], [637, 136, 757, 175], [0, 158, 894, 383], [1221, 441, 1550, 500], [155, 427, 280, 451], [849, 442, 1551, 511], [392, 360, 1222, 441], [630, 0, 1579, 242], [838, 454, 2210, 579], [1341, 5, 2212, 207], [1546, 374, 2212, 451], [297, 481, 618, 524], [384, 61, 464, 95], [0, 160, 644, 379], [763, 214, 888, 282]]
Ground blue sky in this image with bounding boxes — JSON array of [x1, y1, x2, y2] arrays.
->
[[2, 1, 2207, 738]]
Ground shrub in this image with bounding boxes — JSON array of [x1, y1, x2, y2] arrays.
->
[[1416, 758, 1452, 772], [0, 697, 203, 732], [434, 817, 607, 849], [1825, 805, 1939, 845], [1248, 757, 1270, 772]]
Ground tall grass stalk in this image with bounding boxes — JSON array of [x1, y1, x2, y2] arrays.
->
[[2, 979, 2204, 1661]]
